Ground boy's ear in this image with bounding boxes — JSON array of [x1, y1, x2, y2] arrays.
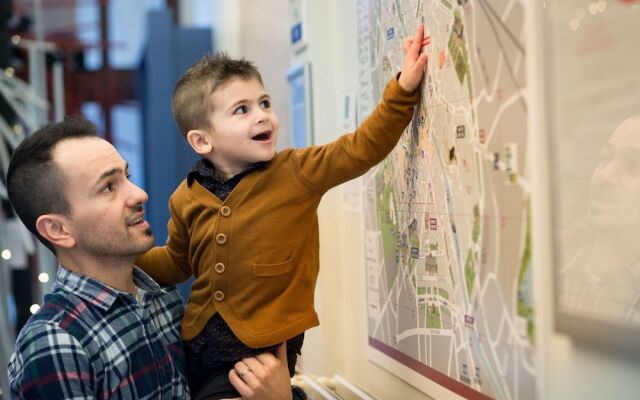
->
[[35, 214, 75, 250], [186, 129, 214, 155]]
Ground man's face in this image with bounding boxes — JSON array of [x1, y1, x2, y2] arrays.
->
[[588, 116, 640, 231], [54, 137, 154, 258], [205, 76, 279, 175]]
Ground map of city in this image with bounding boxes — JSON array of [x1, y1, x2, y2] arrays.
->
[[357, 1, 535, 399]]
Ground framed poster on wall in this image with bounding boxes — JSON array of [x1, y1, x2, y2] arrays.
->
[[286, 61, 313, 148], [546, 0, 640, 356]]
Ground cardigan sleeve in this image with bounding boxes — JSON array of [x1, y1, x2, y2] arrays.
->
[[135, 193, 192, 285], [291, 74, 421, 193]]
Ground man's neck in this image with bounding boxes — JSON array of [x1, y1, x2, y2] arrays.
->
[[57, 251, 137, 294]]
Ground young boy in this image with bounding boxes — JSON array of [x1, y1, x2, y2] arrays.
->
[[136, 25, 429, 399]]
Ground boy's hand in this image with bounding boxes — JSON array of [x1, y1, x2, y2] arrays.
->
[[229, 342, 293, 400], [398, 24, 429, 93]]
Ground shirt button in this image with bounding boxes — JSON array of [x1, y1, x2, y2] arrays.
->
[[214, 263, 225, 273], [215, 233, 227, 244], [220, 206, 231, 217], [213, 291, 225, 301]]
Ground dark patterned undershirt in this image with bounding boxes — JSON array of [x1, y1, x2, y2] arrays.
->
[[186, 158, 266, 200], [185, 158, 305, 361]]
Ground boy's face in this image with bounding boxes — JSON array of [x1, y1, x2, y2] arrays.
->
[[206, 76, 279, 176]]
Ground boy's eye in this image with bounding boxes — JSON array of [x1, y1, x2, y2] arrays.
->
[[233, 105, 248, 115], [260, 99, 271, 109]]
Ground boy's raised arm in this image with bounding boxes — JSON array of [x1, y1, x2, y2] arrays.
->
[[291, 24, 429, 192]]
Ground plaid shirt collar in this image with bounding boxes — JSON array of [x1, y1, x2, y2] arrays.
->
[[53, 265, 165, 311]]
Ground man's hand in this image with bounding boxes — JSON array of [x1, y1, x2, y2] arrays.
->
[[229, 342, 293, 400], [398, 24, 429, 93]]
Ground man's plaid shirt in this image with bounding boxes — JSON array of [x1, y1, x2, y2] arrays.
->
[[8, 266, 190, 399]]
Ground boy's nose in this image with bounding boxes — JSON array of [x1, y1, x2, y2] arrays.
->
[[255, 107, 270, 122]]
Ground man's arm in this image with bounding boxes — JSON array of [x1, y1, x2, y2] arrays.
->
[[9, 323, 96, 399], [229, 342, 293, 400]]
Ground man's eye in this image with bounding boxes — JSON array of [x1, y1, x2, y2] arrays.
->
[[126, 174, 132, 180], [101, 183, 114, 193], [234, 105, 248, 114], [260, 99, 271, 109]]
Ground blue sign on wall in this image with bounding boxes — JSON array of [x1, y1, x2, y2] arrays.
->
[[286, 62, 313, 148], [291, 23, 302, 44]]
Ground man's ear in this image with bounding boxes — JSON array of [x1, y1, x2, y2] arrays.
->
[[35, 214, 75, 249], [186, 130, 214, 155]]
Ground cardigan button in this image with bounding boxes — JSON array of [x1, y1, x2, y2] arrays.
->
[[213, 291, 225, 301], [215, 233, 227, 245], [214, 263, 225, 273], [220, 206, 231, 217]]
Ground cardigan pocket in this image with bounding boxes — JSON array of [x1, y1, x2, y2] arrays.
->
[[252, 259, 292, 277]]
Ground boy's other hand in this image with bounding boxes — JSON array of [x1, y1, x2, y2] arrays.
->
[[398, 24, 429, 93], [229, 342, 293, 400]]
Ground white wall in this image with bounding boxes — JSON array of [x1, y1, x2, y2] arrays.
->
[[200, 1, 640, 399]]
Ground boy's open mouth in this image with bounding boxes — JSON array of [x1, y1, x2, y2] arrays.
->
[[251, 131, 272, 141]]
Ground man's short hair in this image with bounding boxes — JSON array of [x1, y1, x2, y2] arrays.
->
[[172, 52, 263, 137], [6, 116, 99, 253]]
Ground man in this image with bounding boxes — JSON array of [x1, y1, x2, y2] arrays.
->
[[6, 116, 292, 399], [560, 114, 640, 323]]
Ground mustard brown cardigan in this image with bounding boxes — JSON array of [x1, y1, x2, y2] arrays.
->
[[135, 76, 421, 348]]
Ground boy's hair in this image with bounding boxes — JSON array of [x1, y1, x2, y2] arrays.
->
[[172, 53, 263, 137], [6, 116, 99, 253]]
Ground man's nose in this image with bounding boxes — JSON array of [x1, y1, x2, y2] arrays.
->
[[126, 180, 149, 205]]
